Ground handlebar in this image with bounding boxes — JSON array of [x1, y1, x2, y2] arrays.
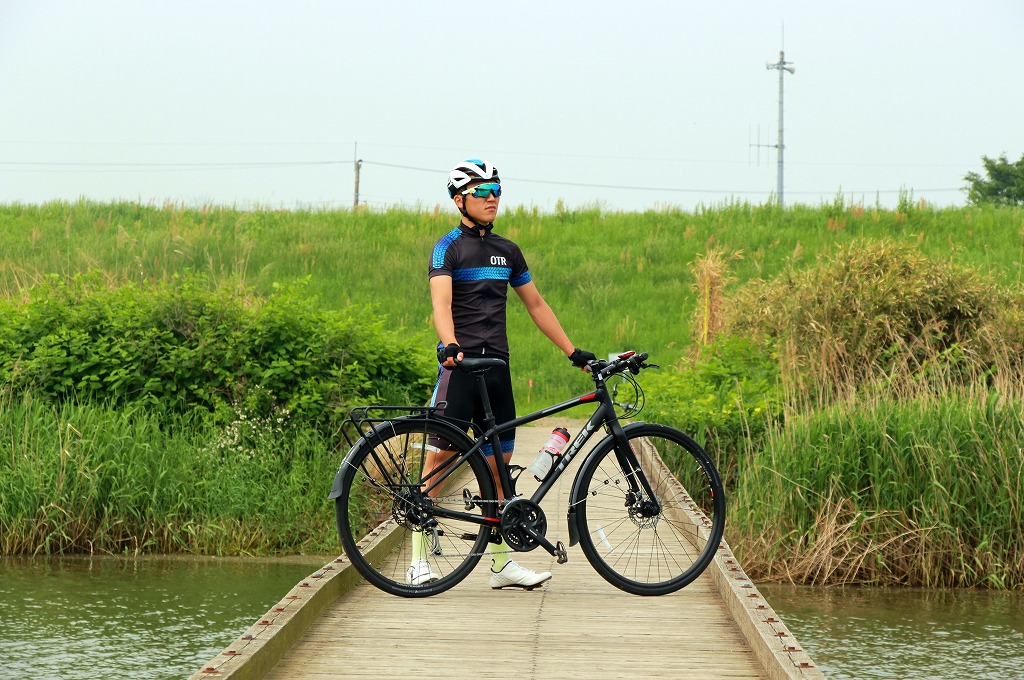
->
[[451, 351, 657, 380], [589, 351, 658, 381]]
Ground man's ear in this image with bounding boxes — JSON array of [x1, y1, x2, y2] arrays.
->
[[453, 195, 464, 210]]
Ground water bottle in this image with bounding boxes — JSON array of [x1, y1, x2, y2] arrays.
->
[[526, 427, 570, 482]]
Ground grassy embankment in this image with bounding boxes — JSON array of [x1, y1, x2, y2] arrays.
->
[[3, 199, 1022, 404], [1, 199, 1022, 587]]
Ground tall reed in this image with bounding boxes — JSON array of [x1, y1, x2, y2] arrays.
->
[[730, 382, 1024, 588], [0, 394, 338, 555], [689, 247, 740, 348]]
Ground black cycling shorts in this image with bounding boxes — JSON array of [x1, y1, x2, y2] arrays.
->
[[429, 353, 516, 457]]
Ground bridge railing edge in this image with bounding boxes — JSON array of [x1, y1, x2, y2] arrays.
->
[[187, 554, 363, 680]]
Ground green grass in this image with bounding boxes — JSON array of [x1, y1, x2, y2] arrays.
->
[[3, 199, 1024, 583], [730, 384, 1024, 589], [3, 199, 1022, 405], [0, 393, 338, 555]]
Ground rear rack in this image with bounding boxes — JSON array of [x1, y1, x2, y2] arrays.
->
[[340, 405, 444, 450]]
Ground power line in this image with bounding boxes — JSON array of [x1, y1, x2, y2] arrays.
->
[[358, 161, 958, 196], [0, 139, 976, 168], [0, 157, 963, 198], [0, 160, 345, 168]]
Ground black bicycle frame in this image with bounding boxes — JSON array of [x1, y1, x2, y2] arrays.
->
[[419, 370, 658, 529]]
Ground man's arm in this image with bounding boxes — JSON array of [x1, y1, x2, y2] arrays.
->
[[513, 281, 575, 357], [430, 275, 462, 366]]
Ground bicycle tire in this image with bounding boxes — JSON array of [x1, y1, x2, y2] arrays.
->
[[572, 423, 726, 595], [332, 417, 498, 597]]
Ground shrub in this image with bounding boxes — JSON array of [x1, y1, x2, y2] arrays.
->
[[723, 240, 1013, 396], [0, 273, 435, 434], [643, 336, 781, 484]]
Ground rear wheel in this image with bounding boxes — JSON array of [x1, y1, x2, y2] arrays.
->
[[573, 424, 725, 595], [334, 418, 497, 597]]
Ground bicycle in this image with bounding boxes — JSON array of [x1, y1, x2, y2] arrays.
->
[[329, 351, 726, 598]]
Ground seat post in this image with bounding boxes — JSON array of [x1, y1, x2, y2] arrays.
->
[[474, 372, 498, 432], [473, 370, 509, 483]]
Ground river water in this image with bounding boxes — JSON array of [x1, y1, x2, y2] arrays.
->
[[1, 557, 1021, 679], [760, 584, 1024, 679], [0, 555, 325, 680]]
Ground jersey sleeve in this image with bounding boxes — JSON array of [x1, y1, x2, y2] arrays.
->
[[429, 228, 461, 278], [509, 243, 532, 288]]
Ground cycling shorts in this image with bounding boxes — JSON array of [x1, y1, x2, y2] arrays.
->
[[429, 352, 516, 457]]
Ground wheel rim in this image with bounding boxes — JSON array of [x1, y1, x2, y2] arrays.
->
[[577, 427, 725, 594], [337, 420, 495, 595]]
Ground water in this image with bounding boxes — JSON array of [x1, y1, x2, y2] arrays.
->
[[0, 555, 326, 680], [761, 584, 1024, 679], [2, 557, 1022, 679]]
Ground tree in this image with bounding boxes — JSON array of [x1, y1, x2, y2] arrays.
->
[[964, 153, 1024, 206]]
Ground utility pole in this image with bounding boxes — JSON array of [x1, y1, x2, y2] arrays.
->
[[353, 159, 362, 209], [766, 51, 795, 206], [353, 142, 362, 209]]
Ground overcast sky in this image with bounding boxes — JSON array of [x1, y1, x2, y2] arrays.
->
[[2, 1, 1022, 213]]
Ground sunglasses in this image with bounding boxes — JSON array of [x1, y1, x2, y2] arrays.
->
[[460, 183, 501, 198]]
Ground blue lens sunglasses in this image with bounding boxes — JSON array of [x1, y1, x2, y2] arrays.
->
[[460, 183, 501, 198]]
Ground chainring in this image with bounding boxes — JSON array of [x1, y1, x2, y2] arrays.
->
[[499, 498, 548, 552]]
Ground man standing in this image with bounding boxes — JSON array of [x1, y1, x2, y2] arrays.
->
[[409, 159, 595, 589]]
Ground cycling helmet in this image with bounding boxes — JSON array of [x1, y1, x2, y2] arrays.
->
[[447, 159, 500, 198]]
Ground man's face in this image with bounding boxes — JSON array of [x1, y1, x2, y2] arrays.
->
[[456, 181, 501, 224]]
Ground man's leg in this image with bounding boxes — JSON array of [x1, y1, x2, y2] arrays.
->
[[483, 365, 552, 590], [406, 362, 469, 584], [485, 448, 513, 573]]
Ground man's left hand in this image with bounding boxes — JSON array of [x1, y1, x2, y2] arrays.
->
[[569, 347, 597, 370]]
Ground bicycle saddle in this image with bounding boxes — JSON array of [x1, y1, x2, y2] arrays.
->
[[456, 357, 507, 372]]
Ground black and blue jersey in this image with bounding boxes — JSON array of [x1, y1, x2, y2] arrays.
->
[[428, 223, 532, 358]]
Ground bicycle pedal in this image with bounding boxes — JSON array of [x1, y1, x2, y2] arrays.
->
[[555, 540, 568, 564]]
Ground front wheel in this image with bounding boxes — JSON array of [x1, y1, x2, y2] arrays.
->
[[572, 424, 726, 595], [333, 417, 498, 597]]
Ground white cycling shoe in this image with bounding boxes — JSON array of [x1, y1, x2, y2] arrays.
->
[[406, 559, 440, 585], [489, 561, 553, 590]]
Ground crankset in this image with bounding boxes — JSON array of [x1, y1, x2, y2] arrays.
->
[[499, 498, 568, 564]]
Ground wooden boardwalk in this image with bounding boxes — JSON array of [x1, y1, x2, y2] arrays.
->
[[192, 425, 823, 680]]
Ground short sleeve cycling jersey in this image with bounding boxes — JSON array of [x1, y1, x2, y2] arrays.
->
[[428, 223, 532, 357]]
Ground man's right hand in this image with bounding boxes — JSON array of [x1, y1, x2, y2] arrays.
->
[[569, 347, 597, 371], [437, 343, 463, 368]]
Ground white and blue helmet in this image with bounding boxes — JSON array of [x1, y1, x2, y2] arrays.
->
[[447, 159, 500, 198]]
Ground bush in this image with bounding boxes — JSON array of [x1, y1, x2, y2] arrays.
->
[[0, 273, 436, 434], [643, 336, 781, 484], [723, 240, 1013, 395]]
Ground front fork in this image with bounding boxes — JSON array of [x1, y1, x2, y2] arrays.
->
[[566, 420, 659, 547]]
